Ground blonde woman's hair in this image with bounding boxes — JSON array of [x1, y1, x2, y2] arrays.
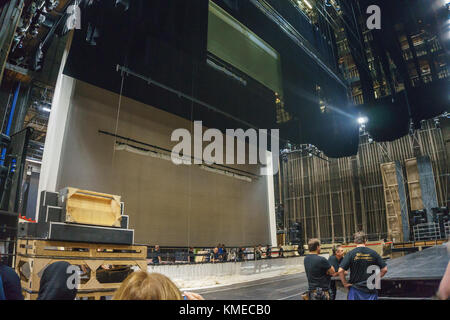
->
[[113, 271, 182, 300]]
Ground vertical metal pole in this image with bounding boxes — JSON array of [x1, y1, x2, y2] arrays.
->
[[0, 81, 20, 166]]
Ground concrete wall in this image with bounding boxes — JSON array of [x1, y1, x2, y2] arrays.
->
[[49, 79, 273, 247]]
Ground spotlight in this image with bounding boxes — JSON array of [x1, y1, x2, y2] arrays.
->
[[357, 117, 368, 124], [303, 0, 313, 9], [42, 107, 51, 112]]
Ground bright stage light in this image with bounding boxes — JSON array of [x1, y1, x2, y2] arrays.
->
[[357, 117, 368, 124], [303, 0, 313, 9]]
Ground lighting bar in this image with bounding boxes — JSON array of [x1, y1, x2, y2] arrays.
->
[[303, 0, 313, 9]]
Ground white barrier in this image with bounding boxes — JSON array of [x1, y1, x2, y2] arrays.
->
[[147, 257, 306, 287]]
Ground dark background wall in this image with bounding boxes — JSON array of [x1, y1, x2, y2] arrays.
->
[[63, 0, 359, 158]]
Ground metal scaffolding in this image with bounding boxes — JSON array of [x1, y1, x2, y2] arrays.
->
[[279, 119, 449, 243]]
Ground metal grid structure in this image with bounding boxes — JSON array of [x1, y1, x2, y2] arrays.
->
[[445, 221, 450, 239], [413, 222, 441, 241], [279, 119, 449, 244]]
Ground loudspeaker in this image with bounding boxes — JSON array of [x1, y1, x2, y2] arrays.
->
[[431, 207, 449, 238], [289, 222, 303, 246], [410, 209, 427, 227], [37, 191, 59, 222]]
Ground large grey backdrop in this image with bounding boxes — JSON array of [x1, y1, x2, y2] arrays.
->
[[54, 79, 272, 247]]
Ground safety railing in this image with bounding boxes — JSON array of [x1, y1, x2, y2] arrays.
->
[[146, 245, 303, 265], [445, 221, 450, 239], [413, 222, 441, 241]]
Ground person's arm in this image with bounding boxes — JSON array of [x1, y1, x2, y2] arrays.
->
[[338, 267, 351, 288], [437, 261, 450, 300], [321, 258, 334, 276], [328, 257, 339, 277], [375, 253, 388, 278], [183, 292, 205, 300], [339, 254, 352, 288], [380, 266, 388, 278], [158, 254, 162, 264], [327, 266, 336, 276]]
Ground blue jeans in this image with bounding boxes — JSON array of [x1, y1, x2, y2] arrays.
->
[[347, 286, 378, 300]]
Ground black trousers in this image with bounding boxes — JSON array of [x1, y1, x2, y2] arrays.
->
[[330, 281, 337, 300]]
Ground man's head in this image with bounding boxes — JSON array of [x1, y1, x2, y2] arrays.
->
[[335, 245, 344, 259], [155, 245, 160, 251], [308, 238, 321, 253], [354, 232, 367, 245], [213, 247, 218, 254]]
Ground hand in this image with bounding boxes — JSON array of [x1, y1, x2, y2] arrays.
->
[[343, 283, 352, 288], [183, 292, 205, 300]]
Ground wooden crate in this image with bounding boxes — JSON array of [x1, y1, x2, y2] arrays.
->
[[59, 188, 122, 227], [16, 239, 147, 299]]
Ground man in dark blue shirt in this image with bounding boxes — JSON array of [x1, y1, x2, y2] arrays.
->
[[328, 245, 344, 300], [0, 264, 24, 300], [152, 245, 162, 264], [339, 232, 388, 300]]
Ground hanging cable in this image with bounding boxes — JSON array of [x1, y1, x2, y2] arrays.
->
[[112, 68, 125, 169]]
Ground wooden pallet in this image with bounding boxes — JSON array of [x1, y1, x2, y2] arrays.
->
[[16, 239, 147, 299], [393, 239, 446, 249], [17, 238, 146, 259]]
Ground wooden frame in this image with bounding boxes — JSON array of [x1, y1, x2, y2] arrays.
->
[[17, 239, 146, 259], [16, 239, 147, 300]]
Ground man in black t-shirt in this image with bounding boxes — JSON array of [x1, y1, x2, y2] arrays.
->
[[328, 245, 344, 300], [303, 239, 335, 300], [338, 232, 388, 300]]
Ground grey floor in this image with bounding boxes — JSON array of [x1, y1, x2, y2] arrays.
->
[[195, 244, 449, 300], [196, 272, 348, 300]]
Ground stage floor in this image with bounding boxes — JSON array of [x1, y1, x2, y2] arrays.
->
[[384, 244, 448, 280], [196, 272, 347, 300], [196, 244, 449, 300]]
